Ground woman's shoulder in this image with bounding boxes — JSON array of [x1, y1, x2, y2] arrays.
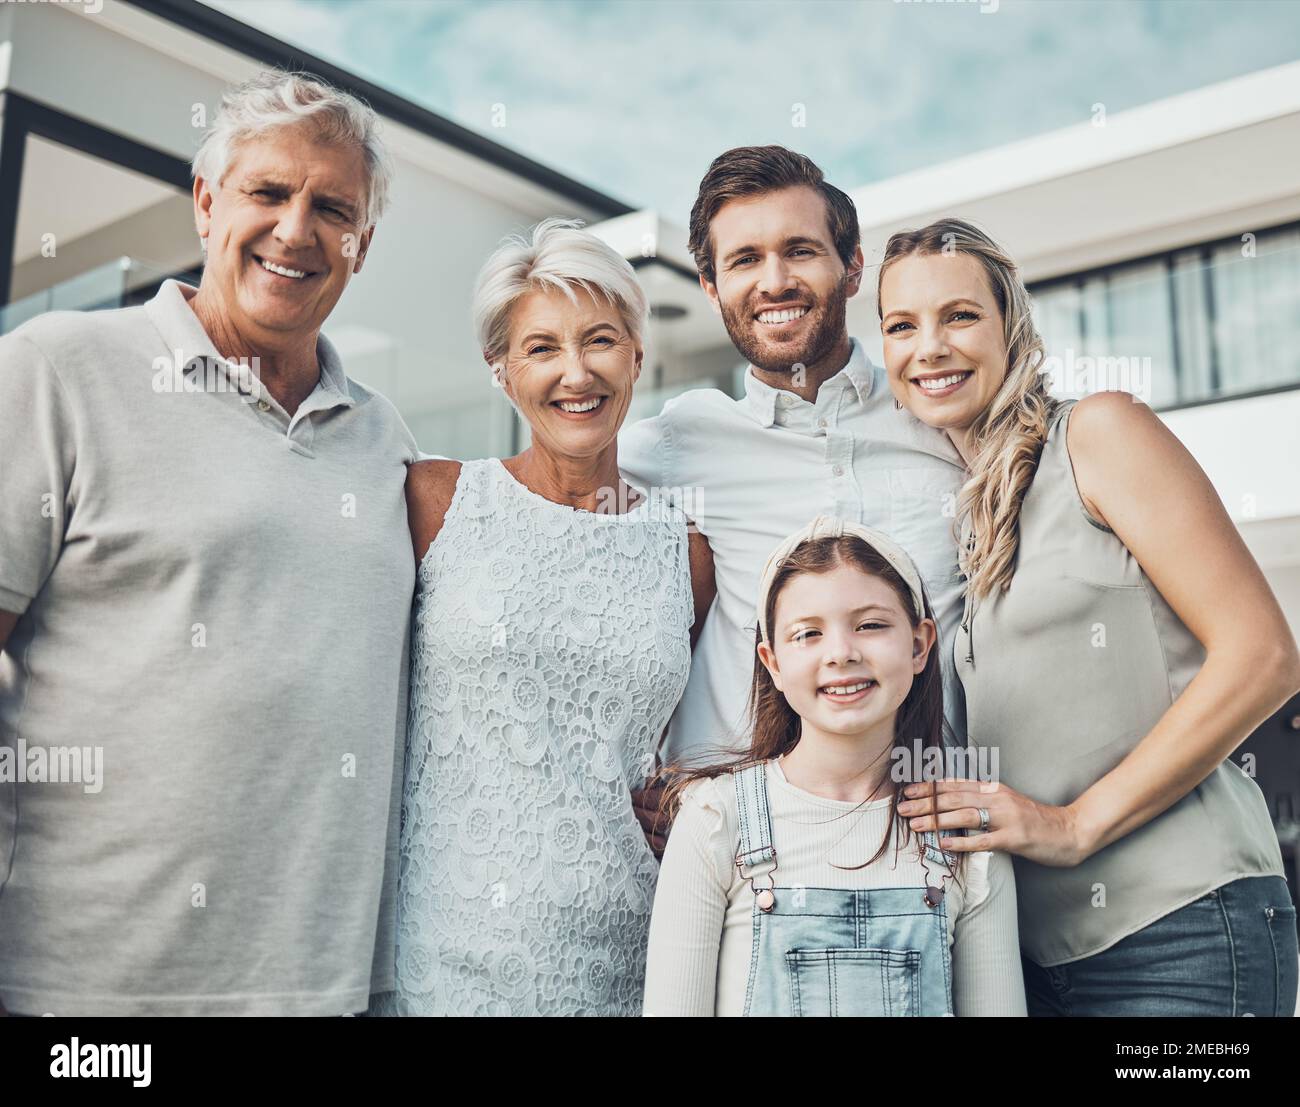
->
[[1020, 397, 1112, 531], [1035, 396, 1077, 451], [405, 457, 469, 563], [1056, 392, 1162, 530], [1059, 390, 1164, 457], [406, 456, 465, 495]]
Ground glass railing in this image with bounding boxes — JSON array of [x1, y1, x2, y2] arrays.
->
[[1030, 226, 1300, 409], [0, 256, 194, 336]]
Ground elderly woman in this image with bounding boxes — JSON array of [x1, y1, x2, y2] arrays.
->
[[385, 218, 714, 1015]]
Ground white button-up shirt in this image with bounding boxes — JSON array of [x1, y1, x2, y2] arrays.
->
[[619, 338, 968, 764]]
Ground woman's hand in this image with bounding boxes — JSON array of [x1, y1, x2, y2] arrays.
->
[[898, 778, 1093, 868]]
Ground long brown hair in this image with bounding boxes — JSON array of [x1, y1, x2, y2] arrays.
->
[[661, 534, 959, 874], [876, 217, 1062, 600]]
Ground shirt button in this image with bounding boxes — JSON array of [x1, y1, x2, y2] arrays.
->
[[817, 418, 827, 429], [832, 464, 844, 477], [257, 400, 271, 412]]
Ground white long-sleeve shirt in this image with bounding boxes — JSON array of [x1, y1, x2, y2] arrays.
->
[[643, 759, 1027, 1016], [618, 341, 969, 765]]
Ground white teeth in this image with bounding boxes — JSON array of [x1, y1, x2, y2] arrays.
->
[[821, 681, 874, 696], [756, 306, 809, 325], [917, 372, 970, 391], [556, 397, 603, 413], [259, 258, 308, 279]]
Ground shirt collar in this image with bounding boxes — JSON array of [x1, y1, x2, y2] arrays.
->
[[741, 337, 875, 429], [143, 279, 355, 409]]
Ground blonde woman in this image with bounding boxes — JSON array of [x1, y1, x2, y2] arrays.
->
[[877, 217, 1300, 1017]]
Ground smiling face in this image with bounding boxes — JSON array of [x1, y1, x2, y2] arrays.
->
[[193, 125, 372, 348], [702, 185, 862, 376], [757, 561, 935, 749], [499, 285, 642, 460], [879, 252, 1009, 439]]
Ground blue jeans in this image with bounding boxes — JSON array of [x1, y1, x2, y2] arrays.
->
[[1023, 875, 1298, 1017]]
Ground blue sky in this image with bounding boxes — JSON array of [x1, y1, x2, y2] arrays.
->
[[205, 0, 1300, 222]]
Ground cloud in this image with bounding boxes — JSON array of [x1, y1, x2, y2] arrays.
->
[[204, 0, 1300, 222]]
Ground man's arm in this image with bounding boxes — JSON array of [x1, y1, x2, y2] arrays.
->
[[0, 328, 79, 1020], [617, 407, 670, 496], [0, 331, 78, 632]]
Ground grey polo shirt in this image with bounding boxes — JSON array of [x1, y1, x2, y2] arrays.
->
[[0, 280, 417, 1015]]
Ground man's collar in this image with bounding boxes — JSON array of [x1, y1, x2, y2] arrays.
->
[[145, 279, 222, 368], [314, 333, 352, 402], [741, 337, 875, 428], [144, 279, 354, 407]]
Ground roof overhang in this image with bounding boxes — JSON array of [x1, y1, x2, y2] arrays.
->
[[851, 59, 1300, 287]]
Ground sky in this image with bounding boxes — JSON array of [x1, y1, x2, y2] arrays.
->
[[204, 0, 1300, 222]]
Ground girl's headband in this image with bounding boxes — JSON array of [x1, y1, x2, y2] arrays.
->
[[756, 515, 927, 645]]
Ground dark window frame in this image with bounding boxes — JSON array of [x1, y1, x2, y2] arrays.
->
[[1028, 218, 1300, 413], [0, 91, 194, 306]]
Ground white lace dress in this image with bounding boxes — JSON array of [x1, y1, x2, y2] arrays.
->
[[383, 457, 694, 1015]]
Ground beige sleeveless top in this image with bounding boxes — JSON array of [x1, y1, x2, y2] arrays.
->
[[956, 399, 1284, 967]]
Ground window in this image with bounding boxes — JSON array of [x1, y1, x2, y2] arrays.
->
[[1030, 222, 1300, 409], [0, 93, 199, 333]]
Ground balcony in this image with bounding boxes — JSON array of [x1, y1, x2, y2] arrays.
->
[[0, 255, 197, 335]]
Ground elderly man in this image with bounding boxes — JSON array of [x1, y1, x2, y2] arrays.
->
[[0, 71, 416, 1015]]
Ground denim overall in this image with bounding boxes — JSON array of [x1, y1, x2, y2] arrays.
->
[[734, 763, 955, 1017]]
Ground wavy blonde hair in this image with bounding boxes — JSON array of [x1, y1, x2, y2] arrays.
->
[[877, 218, 1061, 600]]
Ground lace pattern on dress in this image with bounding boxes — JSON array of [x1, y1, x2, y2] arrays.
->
[[385, 458, 694, 1015]]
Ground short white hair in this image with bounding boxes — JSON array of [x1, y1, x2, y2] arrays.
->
[[473, 218, 649, 370], [192, 69, 393, 226]]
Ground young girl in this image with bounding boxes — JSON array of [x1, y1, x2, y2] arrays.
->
[[642, 516, 1025, 1016]]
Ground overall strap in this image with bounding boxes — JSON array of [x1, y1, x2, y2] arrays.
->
[[732, 762, 777, 876], [920, 828, 946, 865]]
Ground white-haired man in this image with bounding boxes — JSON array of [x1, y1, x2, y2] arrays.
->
[[0, 71, 416, 1015]]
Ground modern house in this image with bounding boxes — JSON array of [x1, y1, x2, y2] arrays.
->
[[0, 0, 637, 459], [2, 1, 1297, 905]]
